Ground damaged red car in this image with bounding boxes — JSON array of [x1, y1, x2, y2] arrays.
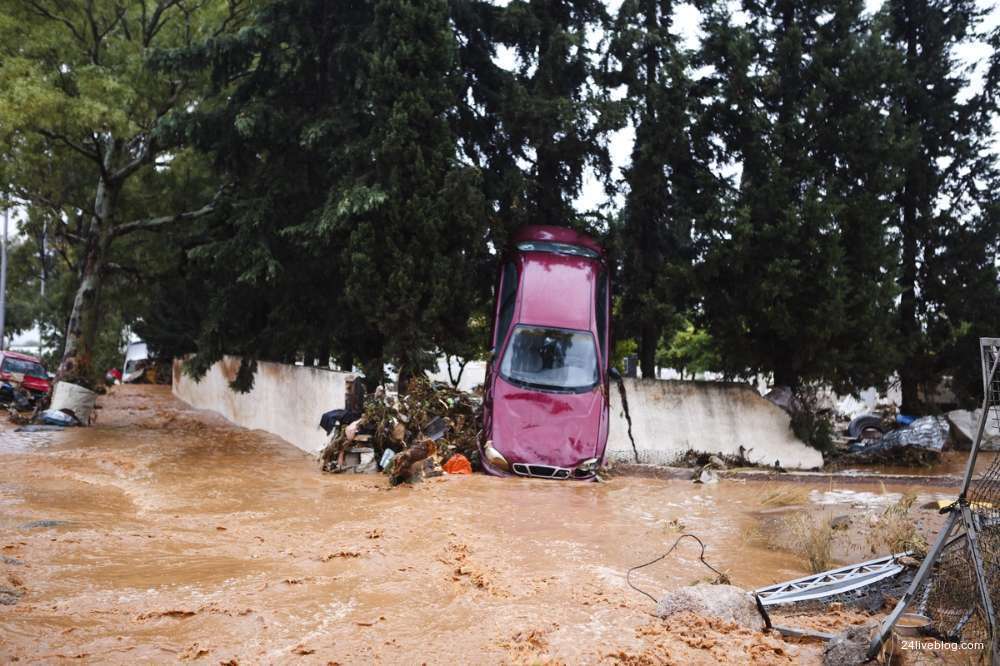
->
[[0, 350, 52, 404], [479, 225, 612, 480]]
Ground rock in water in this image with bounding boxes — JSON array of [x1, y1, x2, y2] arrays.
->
[[655, 584, 764, 630], [946, 409, 1000, 450]]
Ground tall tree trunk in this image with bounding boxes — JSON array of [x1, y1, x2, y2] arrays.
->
[[316, 341, 331, 369], [899, 188, 919, 412], [898, 20, 921, 414], [639, 320, 657, 379], [773, 366, 798, 390], [56, 173, 119, 388]]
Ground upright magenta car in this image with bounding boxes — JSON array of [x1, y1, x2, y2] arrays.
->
[[479, 225, 611, 480]]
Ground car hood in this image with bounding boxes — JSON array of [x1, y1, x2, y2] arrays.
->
[[491, 375, 604, 468]]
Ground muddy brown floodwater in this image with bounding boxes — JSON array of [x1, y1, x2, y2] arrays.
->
[[0, 386, 959, 664]]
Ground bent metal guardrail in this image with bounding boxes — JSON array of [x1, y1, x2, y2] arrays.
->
[[868, 337, 1000, 663]]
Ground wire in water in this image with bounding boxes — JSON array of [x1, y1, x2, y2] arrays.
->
[[626, 533, 727, 604]]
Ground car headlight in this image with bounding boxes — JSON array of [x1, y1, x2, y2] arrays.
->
[[483, 440, 510, 471], [573, 457, 599, 478]]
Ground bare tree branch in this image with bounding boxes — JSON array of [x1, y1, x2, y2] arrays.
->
[[143, 0, 182, 47], [22, 0, 87, 46], [35, 128, 102, 165], [109, 133, 156, 183], [113, 190, 222, 237], [11, 186, 95, 219], [102, 262, 143, 278]]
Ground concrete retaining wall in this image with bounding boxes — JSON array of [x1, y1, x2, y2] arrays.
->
[[172, 357, 352, 454], [607, 378, 823, 470], [173, 359, 822, 468]]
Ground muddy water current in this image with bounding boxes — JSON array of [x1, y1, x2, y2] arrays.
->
[[0, 386, 963, 663]]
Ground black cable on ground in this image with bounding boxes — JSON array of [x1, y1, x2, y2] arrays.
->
[[626, 533, 727, 604]]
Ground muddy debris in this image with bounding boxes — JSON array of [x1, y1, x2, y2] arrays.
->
[[822, 623, 877, 666], [678, 446, 758, 469], [694, 468, 720, 484], [656, 584, 766, 631], [839, 416, 948, 466], [0, 585, 24, 606], [19, 519, 69, 530], [320, 377, 481, 484]]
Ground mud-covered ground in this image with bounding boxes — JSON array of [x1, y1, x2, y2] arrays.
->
[[0, 386, 960, 664]]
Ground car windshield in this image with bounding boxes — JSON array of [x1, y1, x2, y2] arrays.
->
[[500, 326, 599, 392], [1, 357, 47, 379], [516, 241, 599, 259]]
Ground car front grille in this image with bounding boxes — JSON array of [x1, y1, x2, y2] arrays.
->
[[511, 463, 571, 479]]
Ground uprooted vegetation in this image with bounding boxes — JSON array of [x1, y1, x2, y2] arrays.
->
[[674, 447, 762, 469], [785, 512, 836, 573], [865, 493, 928, 557], [320, 377, 482, 483], [748, 488, 930, 575], [758, 486, 810, 508]]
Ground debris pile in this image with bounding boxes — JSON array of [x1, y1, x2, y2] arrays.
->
[[841, 415, 948, 465], [2, 374, 52, 426], [320, 377, 481, 485]]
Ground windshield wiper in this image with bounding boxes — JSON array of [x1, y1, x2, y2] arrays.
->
[[505, 376, 595, 393]]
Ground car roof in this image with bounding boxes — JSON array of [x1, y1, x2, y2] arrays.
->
[[511, 224, 605, 257], [515, 251, 599, 332], [1, 350, 44, 364]]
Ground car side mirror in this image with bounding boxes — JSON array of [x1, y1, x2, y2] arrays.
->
[[609, 367, 622, 381]]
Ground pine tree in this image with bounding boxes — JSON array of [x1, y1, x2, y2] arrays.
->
[[328, 0, 489, 388], [880, 0, 994, 409], [164, 0, 376, 384], [492, 0, 611, 228], [150, 0, 491, 390], [698, 0, 899, 391], [605, 0, 715, 378]]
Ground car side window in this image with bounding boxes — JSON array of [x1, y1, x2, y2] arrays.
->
[[596, 271, 608, 363], [494, 262, 518, 353]]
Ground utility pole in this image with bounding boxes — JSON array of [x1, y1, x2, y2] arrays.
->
[[0, 204, 7, 351], [39, 219, 45, 357]]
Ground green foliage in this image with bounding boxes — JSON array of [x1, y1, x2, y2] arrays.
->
[[0, 0, 245, 387], [492, 0, 613, 228], [1, 0, 997, 406], [2, 236, 40, 338], [657, 321, 720, 380], [605, 0, 715, 378], [145, 0, 493, 389], [878, 0, 1000, 409], [698, 0, 901, 393], [788, 385, 835, 454], [611, 337, 637, 373]]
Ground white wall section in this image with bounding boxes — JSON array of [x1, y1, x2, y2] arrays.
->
[[172, 357, 352, 454], [607, 378, 823, 469], [174, 360, 823, 468]]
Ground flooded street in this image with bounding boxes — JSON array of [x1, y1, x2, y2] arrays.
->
[[0, 387, 958, 663]]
